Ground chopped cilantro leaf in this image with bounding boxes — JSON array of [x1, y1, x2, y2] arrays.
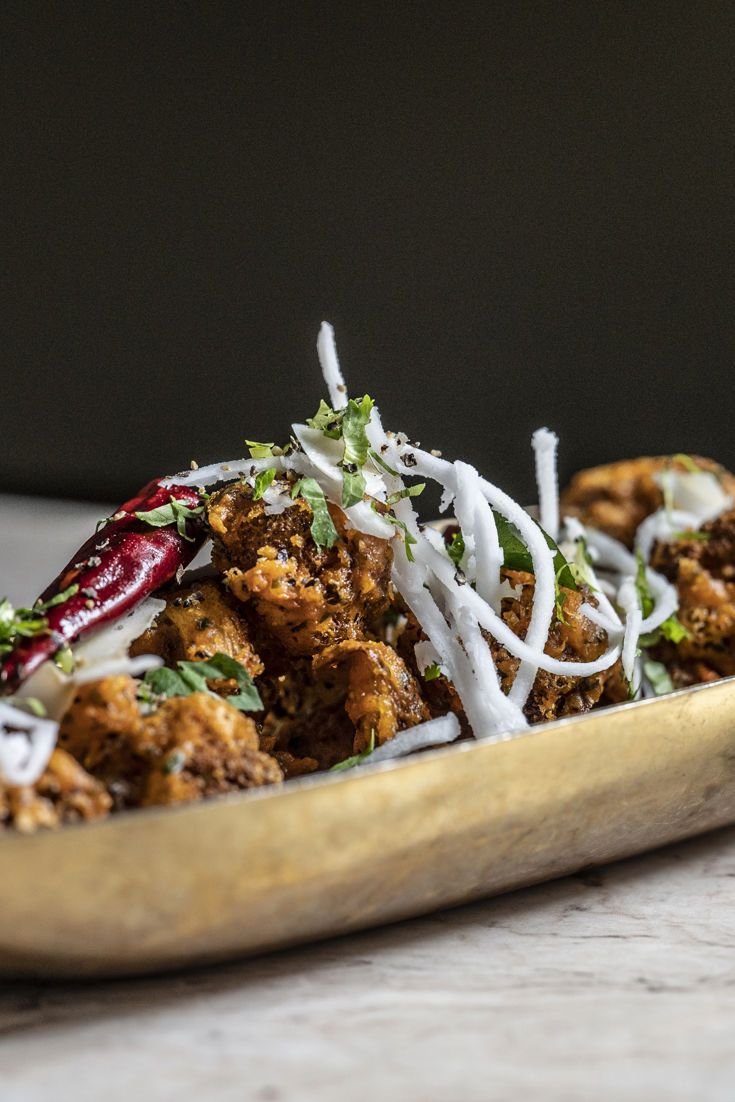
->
[[643, 658, 674, 696], [493, 513, 577, 590], [307, 399, 343, 439], [386, 483, 425, 506], [340, 395, 374, 507], [330, 730, 376, 771], [54, 645, 75, 674], [252, 467, 277, 501], [369, 449, 399, 477], [135, 497, 204, 542], [388, 515, 418, 561], [635, 552, 655, 618], [142, 652, 262, 712], [37, 583, 80, 613], [554, 568, 569, 623], [674, 529, 710, 541], [0, 584, 79, 656], [447, 530, 465, 570], [673, 453, 701, 473], [291, 477, 339, 549], [245, 440, 275, 459], [7, 696, 47, 717], [423, 663, 442, 681], [659, 614, 689, 644]]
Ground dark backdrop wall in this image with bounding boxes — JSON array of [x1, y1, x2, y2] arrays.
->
[[2, 2, 734, 506]]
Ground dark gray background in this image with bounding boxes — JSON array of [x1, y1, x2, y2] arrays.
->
[[2, 2, 734, 506]]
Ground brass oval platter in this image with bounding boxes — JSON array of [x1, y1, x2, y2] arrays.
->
[[1, 676, 734, 979]]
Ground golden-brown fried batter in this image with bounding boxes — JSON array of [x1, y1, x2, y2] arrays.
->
[[140, 692, 282, 806], [58, 674, 147, 807], [648, 508, 735, 685], [397, 571, 619, 727], [130, 578, 263, 677], [258, 659, 354, 774], [0, 748, 111, 833], [560, 456, 735, 549], [207, 483, 393, 657], [489, 571, 619, 723], [59, 676, 282, 808], [314, 640, 430, 752]]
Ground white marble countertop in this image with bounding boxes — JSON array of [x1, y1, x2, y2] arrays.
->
[[1, 494, 735, 1101]]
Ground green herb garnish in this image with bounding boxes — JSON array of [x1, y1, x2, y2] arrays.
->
[[54, 645, 75, 674], [674, 529, 710, 542], [135, 497, 205, 542], [642, 658, 674, 696], [307, 395, 375, 508], [340, 396, 375, 507], [142, 652, 262, 712], [330, 730, 376, 771], [246, 440, 275, 459], [307, 399, 344, 439], [386, 483, 426, 506], [6, 696, 47, 717], [0, 584, 80, 656], [635, 552, 655, 618], [291, 477, 339, 549], [369, 449, 400, 478], [635, 552, 688, 645], [252, 468, 277, 501], [447, 530, 465, 570], [388, 515, 418, 562], [673, 453, 701, 474], [423, 663, 442, 681], [493, 513, 577, 590], [554, 566, 569, 623]]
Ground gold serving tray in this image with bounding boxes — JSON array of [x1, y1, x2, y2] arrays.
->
[[1, 677, 734, 979]]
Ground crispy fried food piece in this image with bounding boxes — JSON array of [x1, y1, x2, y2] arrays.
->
[[395, 605, 469, 730], [648, 508, 735, 685], [0, 748, 111, 833], [59, 675, 282, 808], [314, 640, 430, 752], [58, 674, 148, 807], [398, 573, 617, 727], [130, 578, 263, 677], [489, 571, 619, 723], [258, 659, 354, 774], [560, 456, 735, 549], [207, 483, 393, 657], [140, 692, 282, 806], [399, 570, 619, 727]]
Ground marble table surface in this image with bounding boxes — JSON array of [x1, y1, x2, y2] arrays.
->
[[1, 493, 734, 1102]]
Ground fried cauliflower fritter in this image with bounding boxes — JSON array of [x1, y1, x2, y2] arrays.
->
[[58, 674, 147, 808], [130, 578, 263, 678], [648, 507, 735, 686], [314, 639, 430, 752], [258, 659, 355, 774], [207, 483, 393, 657], [398, 569, 620, 728], [560, 455, 735, 549], [0, 748, 111, 833], [488, 571, 620, 724], [59, 676, 282, 809], [140, 692, 282, 806]]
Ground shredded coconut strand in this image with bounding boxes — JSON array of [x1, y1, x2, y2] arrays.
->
[[357, 713, 462, 765], [317, 321, 348, 411], [532, 427, 560, 541]]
